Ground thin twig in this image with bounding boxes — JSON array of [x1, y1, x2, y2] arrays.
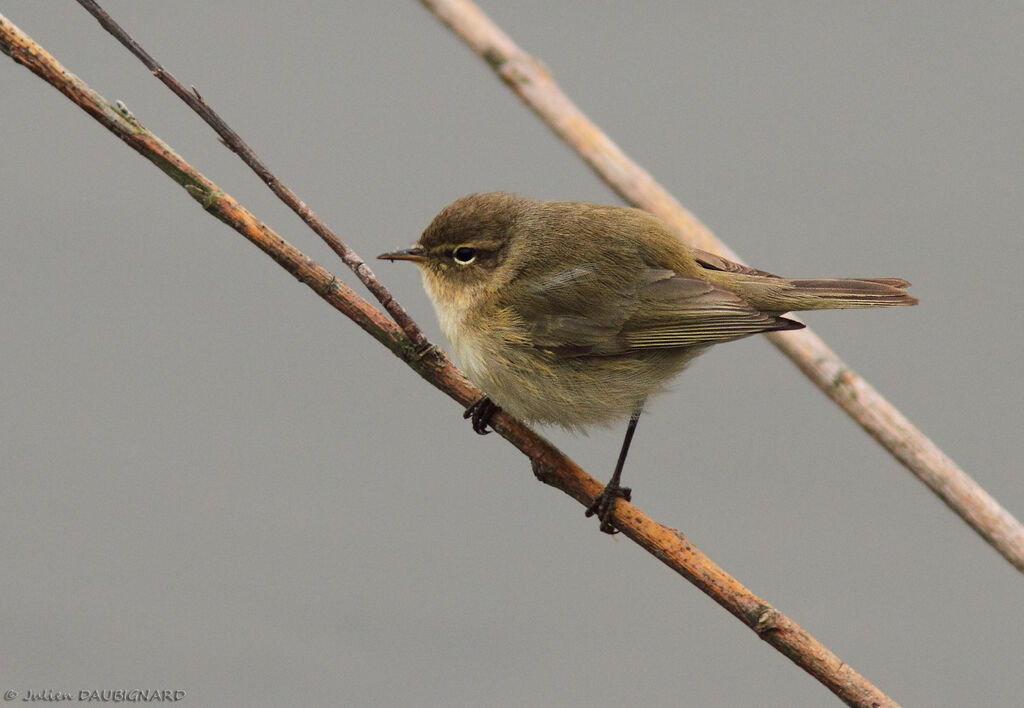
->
[[2, 12, 898, 707], [73, 0, 429, 352], [418, 0, 1024, 574]]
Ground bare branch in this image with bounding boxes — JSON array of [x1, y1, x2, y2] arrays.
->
[[73, 0, 429, 352], [418, 0, 1024, 574], [1, 11, 899, 706]]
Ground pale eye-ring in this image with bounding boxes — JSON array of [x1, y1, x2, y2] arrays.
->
[[452, 246, 477, 265]]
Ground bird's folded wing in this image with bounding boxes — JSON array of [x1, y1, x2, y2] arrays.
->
[[524, 268, 801, 357]]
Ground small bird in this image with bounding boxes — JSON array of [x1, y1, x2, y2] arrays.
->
[[379, 192, 917, 533]]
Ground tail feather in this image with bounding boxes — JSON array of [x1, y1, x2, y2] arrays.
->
[[720, 275, 918, 312], [785, 278, 918, 309], [694, 249, 918, 312], [853, 277, 912, 288]]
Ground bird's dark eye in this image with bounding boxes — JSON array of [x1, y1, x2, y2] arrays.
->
[[452, 246, 477, 265]]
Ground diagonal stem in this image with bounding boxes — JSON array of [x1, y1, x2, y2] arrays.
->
[[74, 0, 429, 353]]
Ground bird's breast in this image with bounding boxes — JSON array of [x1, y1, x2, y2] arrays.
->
[[420, 269, 697, 429]]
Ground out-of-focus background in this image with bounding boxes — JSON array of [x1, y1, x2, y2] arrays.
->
[[3, 3, 1021, 706]]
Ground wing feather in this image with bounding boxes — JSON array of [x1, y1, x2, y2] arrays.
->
[[521, 267, 801, 357]]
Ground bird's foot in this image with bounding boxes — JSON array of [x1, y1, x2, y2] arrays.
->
[[463, 396, 499, 435], [585, 483, 632, 534]]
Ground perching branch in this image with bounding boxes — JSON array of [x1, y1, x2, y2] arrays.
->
[[1, 10, 901, 707], [73, 1, 428, 352], [418, 0, 1024, 575]]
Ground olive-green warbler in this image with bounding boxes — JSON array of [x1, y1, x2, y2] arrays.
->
[[380, 192, 916, 533]]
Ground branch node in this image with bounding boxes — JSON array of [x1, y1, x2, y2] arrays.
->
[[201, 188, 221, 210], [414, 343, 439, 360], [752, 604, 780, 634], [831, 366, 856, 390], [352, 260, 371, 279], [531, 457, 557, 485], [114, 99, 135, 121], [482, 46, 505, 70], [321, 274, 337, 297]]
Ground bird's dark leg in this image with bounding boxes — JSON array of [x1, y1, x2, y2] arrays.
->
[[463, 396, 499, 435], [585, 409, 641, 534]]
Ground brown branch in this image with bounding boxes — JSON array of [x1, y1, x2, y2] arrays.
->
[[72, 0, 428, 353], [418, 0, 1024, 575], [0, 10, 902, 707]]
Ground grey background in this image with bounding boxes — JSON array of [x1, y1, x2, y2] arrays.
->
[[2, 3, 1022, 706]]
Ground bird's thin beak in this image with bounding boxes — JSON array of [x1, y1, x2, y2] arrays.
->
[[377, 247, 426, 263]]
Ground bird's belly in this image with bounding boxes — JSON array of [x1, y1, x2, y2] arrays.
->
[[452, 331, 700, 430], [431, 291, 702, 429]]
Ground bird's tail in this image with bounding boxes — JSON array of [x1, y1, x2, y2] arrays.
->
[[721, 276, 918, 312], [693, 249, 918, 312]]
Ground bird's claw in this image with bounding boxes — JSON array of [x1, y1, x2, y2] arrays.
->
[[463, 396, 499, 435], [585, 483, 632, 534]]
